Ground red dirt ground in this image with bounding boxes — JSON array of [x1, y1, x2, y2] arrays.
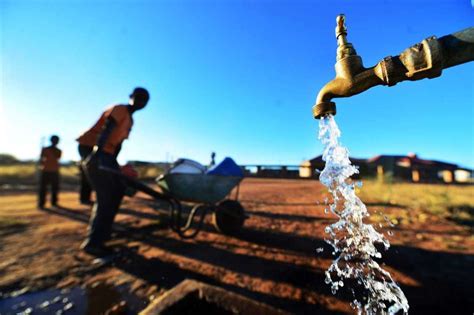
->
[[0, 178, 473, 314]]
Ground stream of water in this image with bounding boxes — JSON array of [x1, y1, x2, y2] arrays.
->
[[318, 115, 409, 315]]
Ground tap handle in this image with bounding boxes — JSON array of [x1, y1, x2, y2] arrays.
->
[[335, 14, 348, 45]]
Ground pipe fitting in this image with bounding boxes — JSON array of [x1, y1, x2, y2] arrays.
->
[[375, 36, 444, 87], [400, 36, 444, 79], [313, 14, 473, 119]]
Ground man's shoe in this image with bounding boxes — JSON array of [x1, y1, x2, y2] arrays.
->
[[80, 241, 110, 257]]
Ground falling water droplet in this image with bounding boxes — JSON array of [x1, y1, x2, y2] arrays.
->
[[64, 302, 74, 311], [316, 115, 409, 314]]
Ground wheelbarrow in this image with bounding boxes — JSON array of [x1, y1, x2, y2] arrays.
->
[[102, 167, 247, 239]]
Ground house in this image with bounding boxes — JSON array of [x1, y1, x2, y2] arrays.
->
[[368, 153, 461, 183], [454, 168, 473, 183], [301, 153, 472, 183]]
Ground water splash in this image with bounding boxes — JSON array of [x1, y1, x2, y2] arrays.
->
[[318, 115, 409, 315]]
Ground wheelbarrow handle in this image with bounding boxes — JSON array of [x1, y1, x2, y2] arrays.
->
[[99, 166, 216, 240], [99, 166, 171, 201]]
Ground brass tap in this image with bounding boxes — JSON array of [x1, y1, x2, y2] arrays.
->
[[313, 15, 474, 119], [313, 14, 375, 118]]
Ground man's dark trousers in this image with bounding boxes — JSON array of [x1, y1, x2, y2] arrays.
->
[[38, 171, 59, 208], [84, 153, 125, 246], [78, 145, 93, 203]]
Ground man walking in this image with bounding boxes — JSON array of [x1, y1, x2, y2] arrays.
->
[[78, 87, 150, 255], [38, 135, 62, 209]]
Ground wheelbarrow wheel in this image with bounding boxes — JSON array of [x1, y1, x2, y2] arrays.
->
[[212, 200, 246, 235]]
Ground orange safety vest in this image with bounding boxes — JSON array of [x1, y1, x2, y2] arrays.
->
[[40, 146, 62, 172], [77, 105, 133, 155]]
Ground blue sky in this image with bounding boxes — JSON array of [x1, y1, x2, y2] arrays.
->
[[1, 0, 473, 167]]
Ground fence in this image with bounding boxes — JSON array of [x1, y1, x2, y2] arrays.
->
[[240, 164, 315, 179]]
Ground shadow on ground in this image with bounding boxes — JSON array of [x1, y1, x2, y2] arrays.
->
[[41, 202, 474, 314]]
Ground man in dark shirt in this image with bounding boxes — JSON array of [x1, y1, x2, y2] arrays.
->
[[38, 135, 62, 209], [79, 87, 149, 255]]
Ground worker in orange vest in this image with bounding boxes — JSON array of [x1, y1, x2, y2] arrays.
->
[[78, 87, 149, 255], [38, 135, 62, 209]]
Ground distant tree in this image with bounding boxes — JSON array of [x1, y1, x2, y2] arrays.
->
[[0, 153, 19, 165]]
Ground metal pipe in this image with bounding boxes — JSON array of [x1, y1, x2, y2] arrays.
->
[[313, 15, 474, 119], [438, 28, 474, 69]]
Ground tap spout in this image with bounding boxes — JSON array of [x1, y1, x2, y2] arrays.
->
[[313, 15, 474, 119], [315, 64, 384, 117]]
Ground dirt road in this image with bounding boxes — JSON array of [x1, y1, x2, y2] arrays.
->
[[0, 178, 473, 314]]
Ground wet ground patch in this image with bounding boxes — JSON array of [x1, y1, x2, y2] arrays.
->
[[0, 282, 147, 315]]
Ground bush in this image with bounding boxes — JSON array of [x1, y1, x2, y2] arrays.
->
[[0, 154, 19, 165]]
